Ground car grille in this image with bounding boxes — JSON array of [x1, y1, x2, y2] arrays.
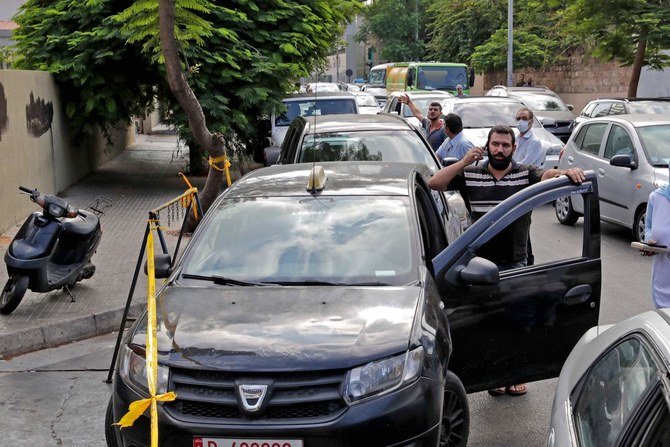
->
[[164, 368, 348, 424]]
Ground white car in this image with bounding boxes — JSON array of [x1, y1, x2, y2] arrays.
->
[[383, 90, 454, 129], [353, 91, 381, 114], [547, 308, 670, 447], [439, 96, 565, 168]]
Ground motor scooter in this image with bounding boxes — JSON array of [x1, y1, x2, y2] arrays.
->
[[1, 186, 104, 315]]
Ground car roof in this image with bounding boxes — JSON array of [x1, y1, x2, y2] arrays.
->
[[224, 162, 422, 198], [592, 97, 670, 102], [585, 113, 670, 126], [441, 96, 524, 105], [297, 113, 416, 132], [284, 92, 356, 100], [490, 85, 553, 93], [390, 90, 453, 98]]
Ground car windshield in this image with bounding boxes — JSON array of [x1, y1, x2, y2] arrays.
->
[[416, 66, 467, 91], [513, 93, 569, 111], [298, 130, 439, 170], [356, 95, 379, 107], [275, 99, 357, 126], [449, 101, 520, 127], [636, 124, 670, 166], [368, 69, 386, 86], [403, 97, 450, 118], [182, 196, 417, 285], [626, 101, 670, 114]]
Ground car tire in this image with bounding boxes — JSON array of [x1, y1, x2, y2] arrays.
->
[[555, 196, 579, 226], [633, 207, 646, 242], [105, 397, 120, 447], [439, 371, 470, 447]]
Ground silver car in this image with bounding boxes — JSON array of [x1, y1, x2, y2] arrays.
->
[[383, 90, 454, 130], [547, 308, 670, 447], [555, 114, 670, 241], [439, 96, 565, 168]]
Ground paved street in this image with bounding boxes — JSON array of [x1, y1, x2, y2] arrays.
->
[[0, 199, 655, 446]]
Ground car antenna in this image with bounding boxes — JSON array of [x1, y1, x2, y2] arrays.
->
[[309, 72, 319, 194]]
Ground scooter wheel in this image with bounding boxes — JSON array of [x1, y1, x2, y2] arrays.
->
[[0, 275, 30, 315]]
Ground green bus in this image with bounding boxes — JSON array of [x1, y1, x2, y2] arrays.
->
[[386, 62, 475, 95]]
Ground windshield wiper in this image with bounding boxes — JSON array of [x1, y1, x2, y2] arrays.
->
[[181, 273, 264, 286]]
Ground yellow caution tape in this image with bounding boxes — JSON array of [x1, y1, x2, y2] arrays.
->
[[177, 173, 199, 221], [115, 223, 176, 446], [209, 154, 232, 187]]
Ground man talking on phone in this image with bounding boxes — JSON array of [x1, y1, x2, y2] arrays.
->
[[428, 125, 585, 396]]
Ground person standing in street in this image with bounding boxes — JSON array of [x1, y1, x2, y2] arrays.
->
[[435, 113, 474, 161], [398, 94, 447, 151], [513, 107, 545, 168], [643, 169, 670, 308], [428, 124, 585, 396]]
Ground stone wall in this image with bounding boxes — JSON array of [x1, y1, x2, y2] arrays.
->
[[484, 53, 634, 113], [0, 70, 132, 233]]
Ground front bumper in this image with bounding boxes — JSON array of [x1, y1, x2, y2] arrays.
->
[[111, 372, 443, 447]]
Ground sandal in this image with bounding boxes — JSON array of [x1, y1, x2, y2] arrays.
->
[[488, 387, 506, 396], [506, 384, 527, 396]]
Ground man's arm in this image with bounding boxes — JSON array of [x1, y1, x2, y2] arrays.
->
[[540, 167, 586, 183], [428, 146, 484, 190], [398, 94, 425, 121]]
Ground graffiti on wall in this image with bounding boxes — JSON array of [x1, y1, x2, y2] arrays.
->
[[26, 91, 53, 138], [0, 83, 8, 142]]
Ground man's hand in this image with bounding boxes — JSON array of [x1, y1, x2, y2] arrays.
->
[[561, 167, 586, 184], [462, 146, 485, 166], [398, 93, 410, 104]]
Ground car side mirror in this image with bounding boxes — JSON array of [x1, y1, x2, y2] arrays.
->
[[567, 104, 574, 111], [454, 257, 499, 285], [144, 253, 173, 279], [541, 117, 556, 127], [610, 154, 637, 169], [442, 157, 460, 167]]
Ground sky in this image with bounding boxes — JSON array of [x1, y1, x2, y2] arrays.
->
[[0, 0, 26, 21]]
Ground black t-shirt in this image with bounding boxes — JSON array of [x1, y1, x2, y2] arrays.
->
[[448, 161, 544, 264]]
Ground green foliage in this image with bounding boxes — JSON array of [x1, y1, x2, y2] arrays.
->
[[12, 0, 163, 143], [559, 0, 670, 69], [119, 0, 361, 158], [470, 29, 555, 72], [425, 0, 506, 64], [356, 0, 425, 61]]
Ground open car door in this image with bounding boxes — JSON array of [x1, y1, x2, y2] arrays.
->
[[433, 173, 601, 393]]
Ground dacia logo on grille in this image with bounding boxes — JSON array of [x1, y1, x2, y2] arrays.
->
[[237, 384, 268, 413]]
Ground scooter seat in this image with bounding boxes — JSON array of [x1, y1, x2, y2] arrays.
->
[[61, 209, 100, 240]]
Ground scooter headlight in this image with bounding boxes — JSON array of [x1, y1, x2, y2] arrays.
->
[[119, 344, 169, 396], [343, 347, 423, 405]]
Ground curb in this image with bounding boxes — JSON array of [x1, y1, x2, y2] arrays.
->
[[0, 303, 146, 360]]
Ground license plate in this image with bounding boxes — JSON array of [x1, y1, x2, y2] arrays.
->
[[193, 438, 303, 447]]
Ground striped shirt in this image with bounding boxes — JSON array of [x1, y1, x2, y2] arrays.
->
[[449, 161, 544, 264]]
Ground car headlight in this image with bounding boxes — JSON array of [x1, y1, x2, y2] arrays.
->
[[119, 344, 169, 396], [343, 346, 423, 405]]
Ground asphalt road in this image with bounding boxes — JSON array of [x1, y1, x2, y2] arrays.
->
[[0, 205, 654, 447]]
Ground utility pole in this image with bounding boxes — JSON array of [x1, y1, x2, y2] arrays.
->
[[507, 0, 513, 87], [415, 0, 419, 61]]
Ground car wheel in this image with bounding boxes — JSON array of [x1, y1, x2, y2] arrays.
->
[[439, 371, 469, 447], [105, 397, 120, 447], [555, 196, 579, 226], [633, 208, 646, 242]]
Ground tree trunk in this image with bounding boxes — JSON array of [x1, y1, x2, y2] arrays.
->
[[628, 30, 647, 98], [159, 0, 224, 223]]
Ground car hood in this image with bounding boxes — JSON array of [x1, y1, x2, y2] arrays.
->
[[138, 285, 420, 371], [533, 110, 575, 122]]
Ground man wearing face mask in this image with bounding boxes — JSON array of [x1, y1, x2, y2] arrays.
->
[[513, 107, 546, 168], [428, 125, 585, 396]]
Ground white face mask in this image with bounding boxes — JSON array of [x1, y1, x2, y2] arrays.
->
[[516, 119, 530, 133]]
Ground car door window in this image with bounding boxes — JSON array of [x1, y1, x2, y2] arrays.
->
[[603, 125, 634, 159], [572, 337, 661, 447], [415, 181, 448, 272], [578, 123, 608, 156], [592, 102, 613, 117], [581, 103, 597, 118]]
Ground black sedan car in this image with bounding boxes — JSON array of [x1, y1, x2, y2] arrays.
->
[[273, 113, 442, 171], [107, 162, 602, 447]]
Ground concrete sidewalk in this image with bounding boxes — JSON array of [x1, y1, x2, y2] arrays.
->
[[0, 128, 204, 359]]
